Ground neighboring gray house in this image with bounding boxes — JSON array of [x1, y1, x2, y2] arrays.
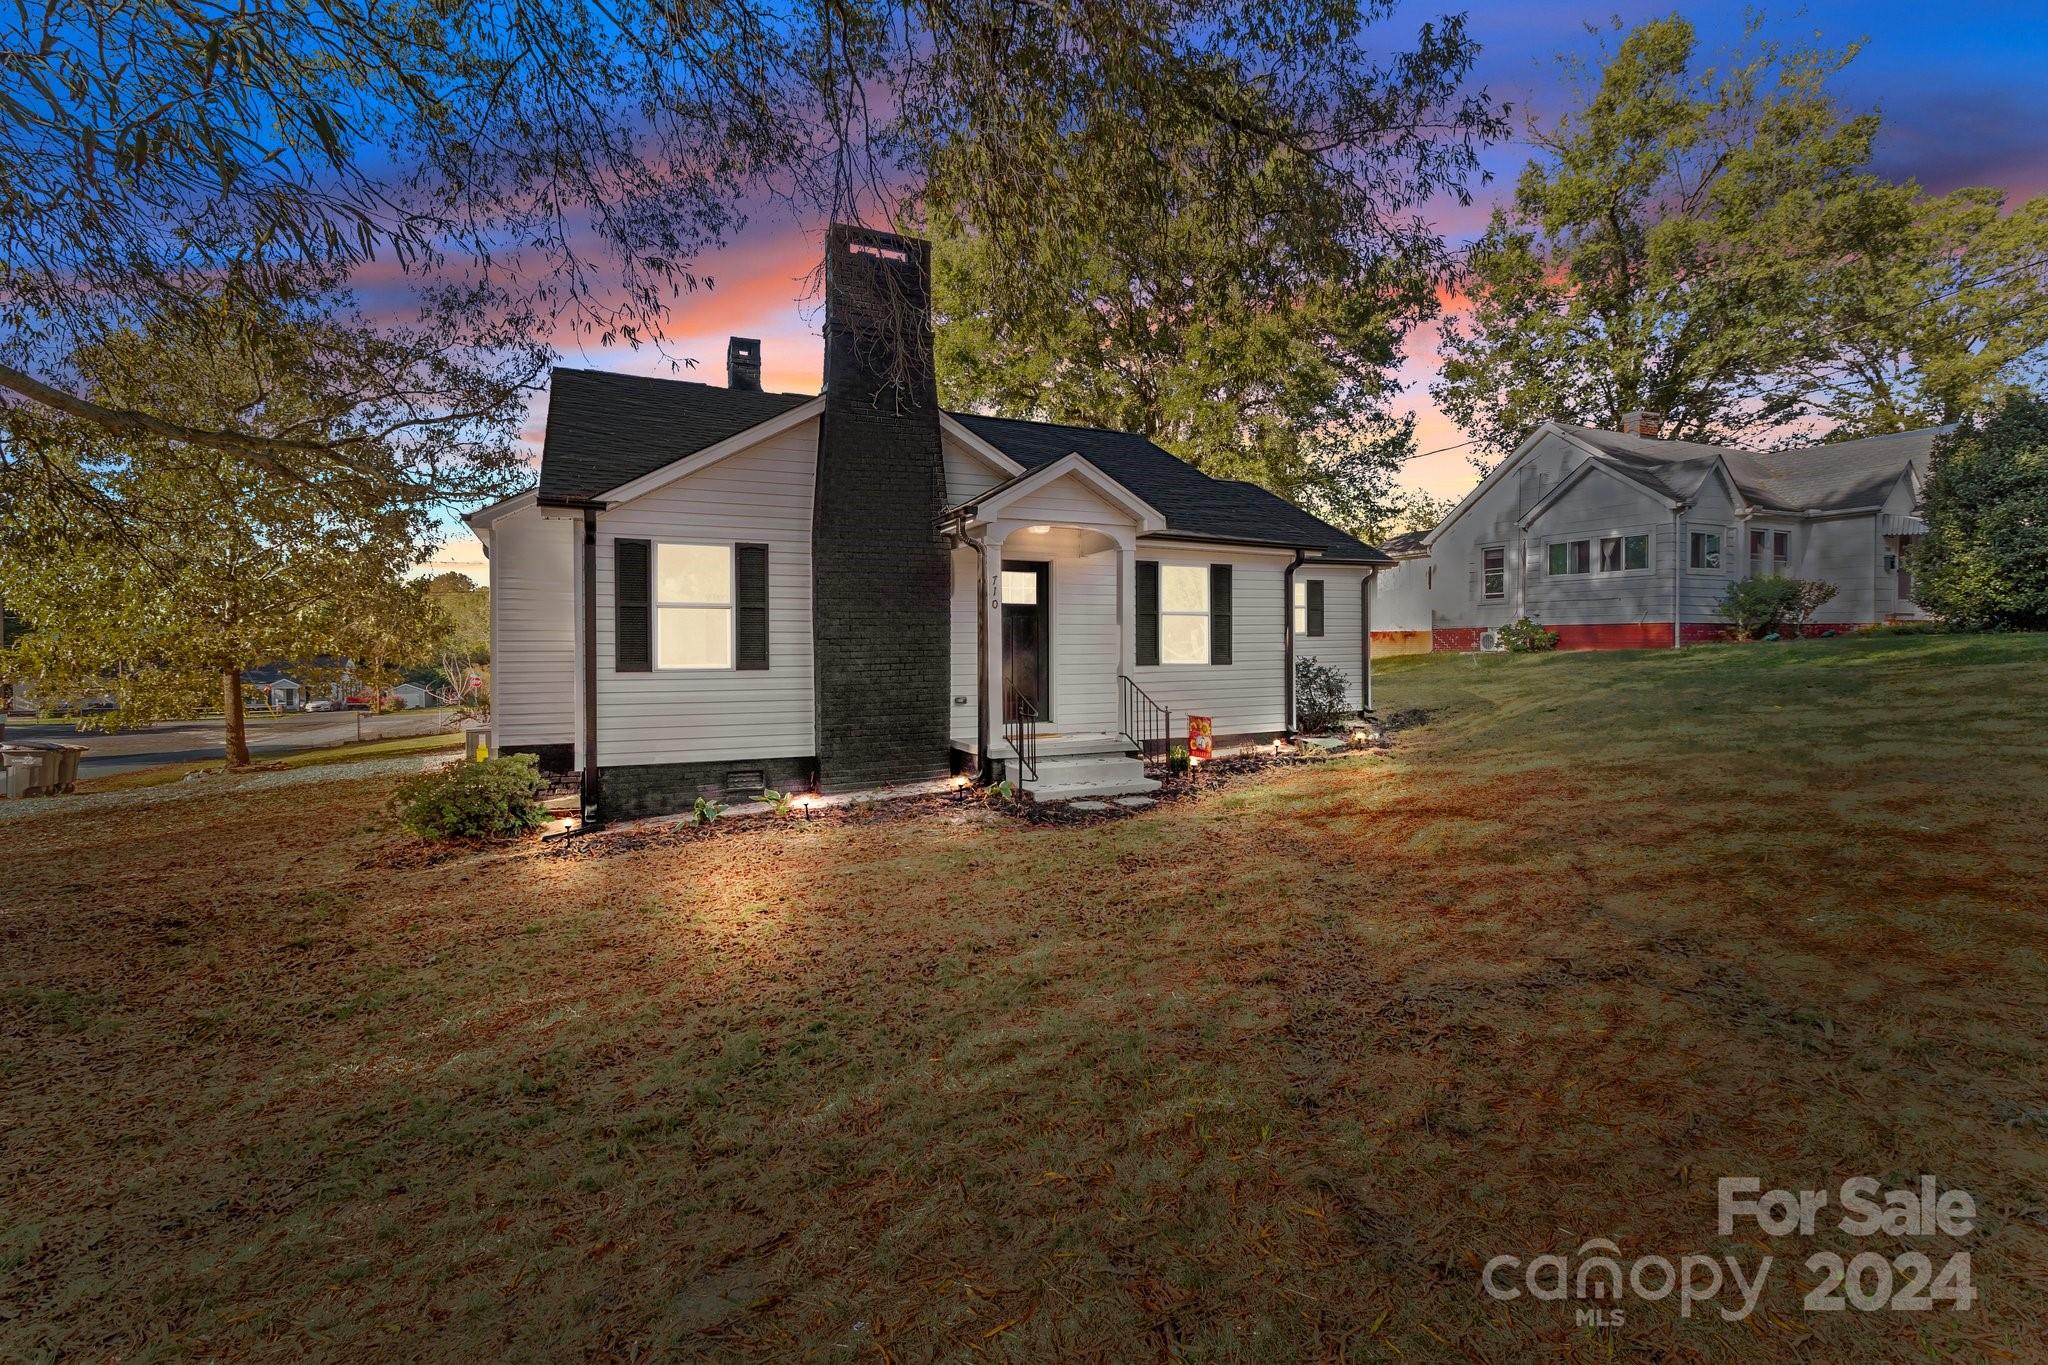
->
[[466, 225, 1394, 824], [1413, 415, 1946, 650]]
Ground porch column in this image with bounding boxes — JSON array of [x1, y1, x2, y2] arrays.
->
[[1112, 531, 1138, 679], [981, 521, 1021, 768]]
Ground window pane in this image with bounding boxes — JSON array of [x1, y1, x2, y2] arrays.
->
[[657, 606, 732, 668], [1161, 564, 1209, 612], [1161, 613, 1209, 664], [1705, 534, 1720, 567], [1000, 569, 1039, 605], [1625, 535, 1649, 570], [1600, 537, 1622, 572], [656, 543, 730, 604], [1569, 541, 1590, 574], [1549, 543, 1568, 575]]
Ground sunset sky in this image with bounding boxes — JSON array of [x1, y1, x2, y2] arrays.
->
[[426, 0, 2048, 583]]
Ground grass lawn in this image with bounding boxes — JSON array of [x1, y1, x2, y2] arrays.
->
[[76, 730, 465, 793], [4, 634, 2046, 1359]]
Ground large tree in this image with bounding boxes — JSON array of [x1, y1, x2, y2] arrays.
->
[[1431, 15, 2048, 465], [1914, 394, 2048, 630], [922, 8, 1496, 527], [0, 306, 444, 766], [2, 0, 1500, 527]]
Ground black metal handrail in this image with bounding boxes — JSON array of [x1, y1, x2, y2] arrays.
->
[[1118, 674, 1171, 765], [1004, 686, 1039, 783]]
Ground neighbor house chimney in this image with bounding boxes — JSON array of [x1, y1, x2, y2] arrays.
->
[[1620, 410, 1664, 438], [726, 336, 762, 390], [810, 223, 951, 793]]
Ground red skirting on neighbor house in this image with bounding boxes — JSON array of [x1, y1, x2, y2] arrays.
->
[[1433, 621, 1881, 651]]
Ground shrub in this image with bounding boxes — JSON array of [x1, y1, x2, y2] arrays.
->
[[762, 788, 794, 816], [1167, 745, 1190, 775], [692, 796, 723, 825], [390, 754, 546, 839], [1497, 616, 1560, 652], [1717, 577, 1803, 640], [1292, 655, 1351, 732], [1789, 579, 1839, 629], [1916, 394, 2048, 628]]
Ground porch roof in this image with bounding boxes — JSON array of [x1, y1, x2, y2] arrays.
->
[[951, 413, 1394, 564]]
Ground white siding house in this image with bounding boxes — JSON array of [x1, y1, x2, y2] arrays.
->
[[469, 226, 1395, 822]]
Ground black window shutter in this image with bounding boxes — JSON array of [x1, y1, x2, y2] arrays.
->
[[735, 543, 769, 670], [1135, 560, 1160, 667], [615, 539, 652, 671], [1210, 563, 1233, 665], [1306, 578, 1325, 637]]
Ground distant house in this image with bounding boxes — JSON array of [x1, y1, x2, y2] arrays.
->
[[466, 224, 1396, 824], [391, 682, 437, 709], [241, 665, 304, 710], [1367, 531, 1434, 656], [1397, 415, 1946, 651]]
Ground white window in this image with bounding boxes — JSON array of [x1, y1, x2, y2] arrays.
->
[[1690, 532, 1721, 570], [1292, 579, 1308, 634], [1000, 568, 1039, 605], [654, 542, 733, 669], [1481, 546, 1506, 599], [1159, 564, 1210, 664]]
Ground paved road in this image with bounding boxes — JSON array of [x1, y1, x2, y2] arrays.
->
[[2, 709, 460, 778]]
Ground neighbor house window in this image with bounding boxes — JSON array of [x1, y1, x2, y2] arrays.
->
[[1690, 532, 1721, 569], [1749, 529, 1790, 577], [1549, 540, 1593, 575], [1481, 546, 1506, 599], [1599, 536, 1623, 573], [655, 542, 733, 669], [1159, 564, 1210, 664], [1624, 534, 1649, 570]]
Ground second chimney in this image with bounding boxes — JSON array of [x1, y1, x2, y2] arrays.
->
[[1619, 409, 1663, 439], [726, 336, 762, 391]]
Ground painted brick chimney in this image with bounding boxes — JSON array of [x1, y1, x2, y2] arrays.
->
[[726, 336, 762, 390], [1619, 410, 1664, 438], [810, 224, 952, 793]]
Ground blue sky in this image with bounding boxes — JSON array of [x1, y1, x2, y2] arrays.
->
[[423, 2, 2048, 580]]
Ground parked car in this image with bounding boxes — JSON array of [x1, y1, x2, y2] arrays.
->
[[304, 699, 342, 713]]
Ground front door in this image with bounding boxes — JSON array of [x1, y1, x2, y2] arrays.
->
[[1001, 560, 1050, 721]]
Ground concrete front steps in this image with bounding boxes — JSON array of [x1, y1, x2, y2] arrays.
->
[[1013, 732, 1160, 802]]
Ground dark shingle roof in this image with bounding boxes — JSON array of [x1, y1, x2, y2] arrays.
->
[[537, 368, 814, 502], [532, 367, 1390, 562], [1378, 529, 1431, 558], [1553, 421, 1949, 513], [949, 413, 1391, 563]]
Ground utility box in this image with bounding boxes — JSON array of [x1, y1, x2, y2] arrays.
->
[[462, 725, 493, 763]]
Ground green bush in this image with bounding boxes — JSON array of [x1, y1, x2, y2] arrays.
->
[[390, 754, 547, 839], [1717, 577, 1804, 640], [1497, 616, 1560, 652], [1293, 655, 1351, 732], [1167, 745, 1191, 775], [1916, 394, 2048, 629]]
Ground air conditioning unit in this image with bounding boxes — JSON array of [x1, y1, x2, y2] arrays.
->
[[1478, 630, 1502, 652]]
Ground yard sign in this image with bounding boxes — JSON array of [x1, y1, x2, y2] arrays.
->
[[1188, 715, 1213, 762]]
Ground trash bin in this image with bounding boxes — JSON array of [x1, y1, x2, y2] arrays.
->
[[1, 748, 49, 798], [50, 743, 84, 792], [463, 725, 493, 763]]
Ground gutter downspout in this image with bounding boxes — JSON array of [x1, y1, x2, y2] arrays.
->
[[1282, 550, 1306, 735], [580, 508, 601, 828], [1362, 569, 1375, 714], [1671, 507, 1684, 649]]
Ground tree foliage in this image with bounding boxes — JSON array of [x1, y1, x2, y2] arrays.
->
[[923, 4, 1499, 528], [1915, 395, 2048, 629], [0, 306, 444, 763], [1433, 15, 2048, 465], [2, 0, 1500, 528]]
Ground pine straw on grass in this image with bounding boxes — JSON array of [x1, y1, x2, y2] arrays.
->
[[4, 633, 2048, 1360]]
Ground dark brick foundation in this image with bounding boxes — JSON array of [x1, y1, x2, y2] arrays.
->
[[502, 742, 576, 776], [599, 756, 819, 822]]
